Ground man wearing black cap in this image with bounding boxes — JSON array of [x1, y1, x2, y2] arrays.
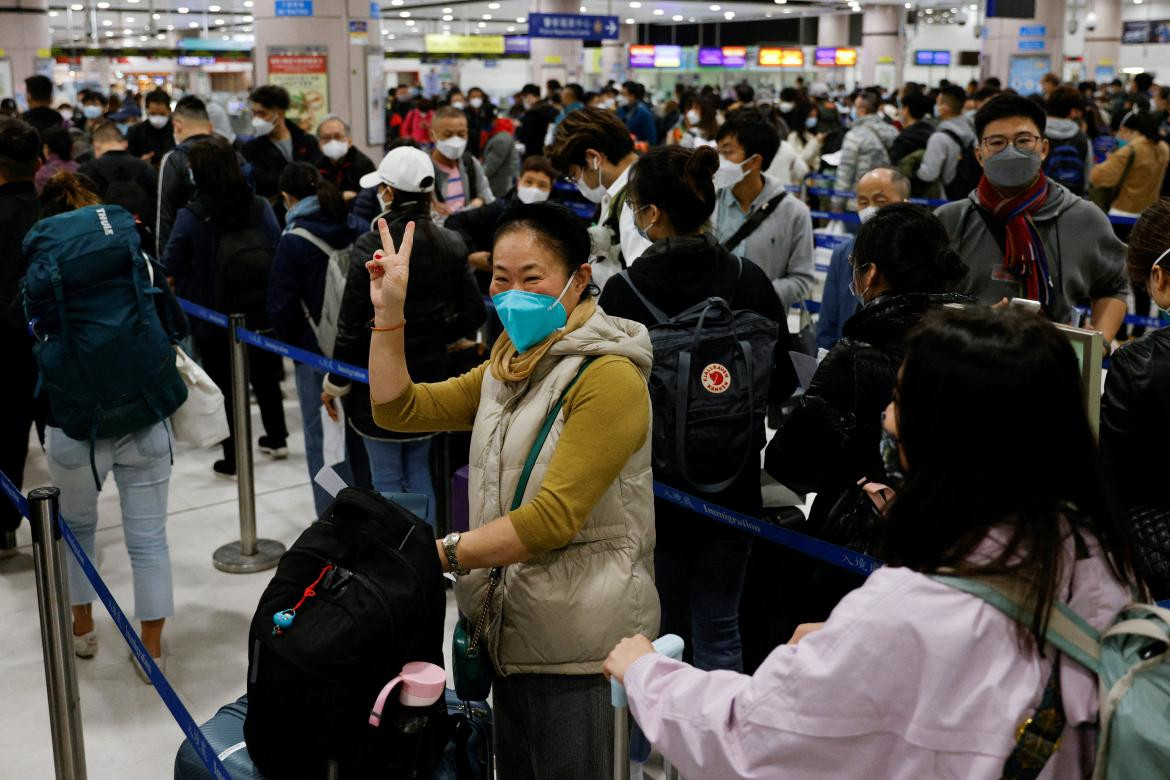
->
[[0, 120, 43, 555]]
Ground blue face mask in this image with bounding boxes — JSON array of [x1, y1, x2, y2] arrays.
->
[[492, 274, 576, 352], [805, 116, 818, 130], [1117, 137, 1129, 149], [117, 122, 129, 136]]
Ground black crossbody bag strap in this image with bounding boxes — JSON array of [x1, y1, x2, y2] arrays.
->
[[721, 191, 787, 251]]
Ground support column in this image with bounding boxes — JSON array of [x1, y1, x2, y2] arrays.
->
[[0, 0, 51, 101], [1082, 0, 1121, 83], [817, 12, 850, 47], [252, 0, 384, 161], [861, 6, 903, 90], [528, 0, 583, 89], [982, 0, 1068, 93]]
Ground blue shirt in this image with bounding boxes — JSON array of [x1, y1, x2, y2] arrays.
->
[[815, 235, 859, 351], [621, 102, 657, 145]]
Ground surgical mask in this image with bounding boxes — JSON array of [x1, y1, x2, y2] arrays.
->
[[879, 426, 905, 489], [516, 185, 549, 204], [252, 117, 275, 136], [805, 116, 818, 130], [575, 157, 607, 203], [469, 97, 483, 109], [147, 114, 169, 129], [858, 206, 878, 223], [117, 123, 129, 136], [59, 109, 74, 122], [492, 274, 576, 352], [82, 105, 103, 120], [1116, 137, 1129, 149], [451, 100, 465, 111], [713, 156, 750, 189], [377, 189, 392, 213], [686, 109, 701, 125], [982, 144, 1043, 189], [321, 139, 348, 161], [615, 94, 627, 107], [634, 204, 655, 242], [601, 98, 616, 110], [779, 101, 796, 113], [435, 135, 467, 160]]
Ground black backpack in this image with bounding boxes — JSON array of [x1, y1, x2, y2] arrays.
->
[[939, 128, 983, 199], [244, 488, 448, 779], [188, 198, 274, 327], [1043, 132, 1090, 195], [616, 262, 779, 493]]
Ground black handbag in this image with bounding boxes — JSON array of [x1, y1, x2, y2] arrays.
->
[[818, 478, 894, 555], [1128, 504, 1170, 598]]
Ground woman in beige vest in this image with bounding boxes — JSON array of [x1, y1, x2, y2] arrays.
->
[[365, 201, 659, 778]]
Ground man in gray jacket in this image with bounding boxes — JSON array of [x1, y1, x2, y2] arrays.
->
[[917, 85, 978, 199], [713, 114, 814, 309], [935, 94, 1128, 342], [832, 91, 897, 212]]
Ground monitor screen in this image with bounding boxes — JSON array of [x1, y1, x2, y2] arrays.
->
[[722, 46, 747, 68], [629, 45, 655, 68], [653, 45, 682, 68], [698, 47, 723, 67], [915, 49, 952, 65]]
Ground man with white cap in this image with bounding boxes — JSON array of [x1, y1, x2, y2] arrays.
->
[[322, 147, 485, 514]]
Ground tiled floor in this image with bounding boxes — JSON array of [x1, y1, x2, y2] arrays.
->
[[0, 367, 459, 779]]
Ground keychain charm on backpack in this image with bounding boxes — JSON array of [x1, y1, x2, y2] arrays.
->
[[272, 564, 333, 637]]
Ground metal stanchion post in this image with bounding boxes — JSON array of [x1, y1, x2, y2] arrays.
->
[[213, 313, 285, 573], [29, 487, 87, 780], [613, 704, 631, 780]]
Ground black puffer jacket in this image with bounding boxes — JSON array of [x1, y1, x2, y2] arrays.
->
[[1101, 327, 1170, 596], [765, 291, 972, 525], [325, 202, 485, 440]]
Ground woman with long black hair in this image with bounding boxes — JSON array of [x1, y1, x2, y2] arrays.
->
[[606, 307, 1138, 779]]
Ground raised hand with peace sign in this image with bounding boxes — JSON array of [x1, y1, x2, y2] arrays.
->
[[366, 217, 415, 327]]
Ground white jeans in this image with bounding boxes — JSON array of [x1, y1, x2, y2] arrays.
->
[[46, 422, 174, 621]]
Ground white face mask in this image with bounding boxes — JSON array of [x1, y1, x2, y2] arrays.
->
[[575, 156, 608, 203], [615, 94, 628, 107], [377, 188, 392, 213], [321, 139, 348, 161], [435, 135, 468, 160], [778, 101, 796, 113], [60, 109, 74, 122], [451, 100, 465, 111], [469, 97, 483, 109], [252, 117, 275, 136], [516, 185, 550, 204], [713, 155, 751, 189], [686, 109, 701, 125], [601, 98, 616, 110], [858, 206, 878, 223], [147, 114, 169, 129]]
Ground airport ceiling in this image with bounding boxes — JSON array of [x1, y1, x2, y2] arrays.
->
[[46, 0, 978, 48]]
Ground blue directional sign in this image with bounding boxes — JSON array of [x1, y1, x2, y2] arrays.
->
[[1019, 39, 1045, 50], [275, 0, 312, 15], [1019, 25, 1046, 36], [528, 12, 620, 40]]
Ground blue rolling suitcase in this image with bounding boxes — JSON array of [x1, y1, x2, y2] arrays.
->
[[174, 696, 264, 780]]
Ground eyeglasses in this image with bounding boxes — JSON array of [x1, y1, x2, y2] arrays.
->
[[980, 133, 1042, 154]]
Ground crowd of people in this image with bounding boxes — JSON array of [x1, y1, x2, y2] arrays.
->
[[2, 66, 1170, 776]]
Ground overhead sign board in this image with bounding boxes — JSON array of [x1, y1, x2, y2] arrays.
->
[[815, 47, 856, 67], [529, 12, 619, 39], [758, 47, 804, 67], [699, 46, 747, 67], [914, 49, 951, 65], [1019, 25, 1045, 36], [1019, 39, 1045, 51], [628, 44, 681, 68], [1122, 20, 1170, 44], [275, 0, 312, 16], [504, 35, 529, 54], [424, 34, 505, 55]]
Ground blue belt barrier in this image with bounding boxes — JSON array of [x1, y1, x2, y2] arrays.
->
[[0, 468, 231, 780], [814, 234, 851, 250]]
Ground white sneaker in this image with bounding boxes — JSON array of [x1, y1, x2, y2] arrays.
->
[[73, 630, 98, 659], [131, 649, 165, 684]]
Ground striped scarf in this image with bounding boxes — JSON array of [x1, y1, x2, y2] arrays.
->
[[975, 174, 1053, 307]]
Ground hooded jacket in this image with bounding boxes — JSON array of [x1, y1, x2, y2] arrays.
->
[[917, 115, 977, 197], [934, 180, 1128, 326], [832, 114, 898, 211], [455, 308, 660, 674], [1043, 117, 1093, 196], [888, 119, 936, 166], [766, 292, 973, 526]]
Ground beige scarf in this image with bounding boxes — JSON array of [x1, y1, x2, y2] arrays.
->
[[489, 297, 597, 383]]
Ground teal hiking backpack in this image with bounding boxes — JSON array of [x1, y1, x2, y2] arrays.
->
[[935, 575, 1170, 780], [22, 204, 187, 487]]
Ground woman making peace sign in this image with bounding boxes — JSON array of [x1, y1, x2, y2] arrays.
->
[[367, 201, 659, 778]]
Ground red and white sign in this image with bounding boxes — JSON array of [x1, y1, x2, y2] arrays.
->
[[701, 363, 731, 394]]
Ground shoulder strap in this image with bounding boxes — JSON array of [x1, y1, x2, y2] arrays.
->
[[509, 356, 598, 511], [289, 226, 337, 257], [930, 575, 1102, 673], [939, 127, 966, 149], [1117, 145, 1137, 189], [721, 191, 787, 252], [615, 269, 669, 325], [462, 153, 479, 201]]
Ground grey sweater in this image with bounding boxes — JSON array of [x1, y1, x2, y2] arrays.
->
[[934, 180, 1128, 326]]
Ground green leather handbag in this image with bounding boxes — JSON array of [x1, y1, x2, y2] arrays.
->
[[451, 358, 596, 701]]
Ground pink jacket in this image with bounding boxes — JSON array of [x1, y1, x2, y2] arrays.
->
[[626, 541, 1129, 779]]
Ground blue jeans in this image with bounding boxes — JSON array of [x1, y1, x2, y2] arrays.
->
[[46, 423, 174, 622], [362, 436, 436, 526], [654, 536, 752, 671], [294, 362, 354, 518]]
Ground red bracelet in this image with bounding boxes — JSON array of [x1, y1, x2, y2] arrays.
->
[[370, 319, 406, 332]]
